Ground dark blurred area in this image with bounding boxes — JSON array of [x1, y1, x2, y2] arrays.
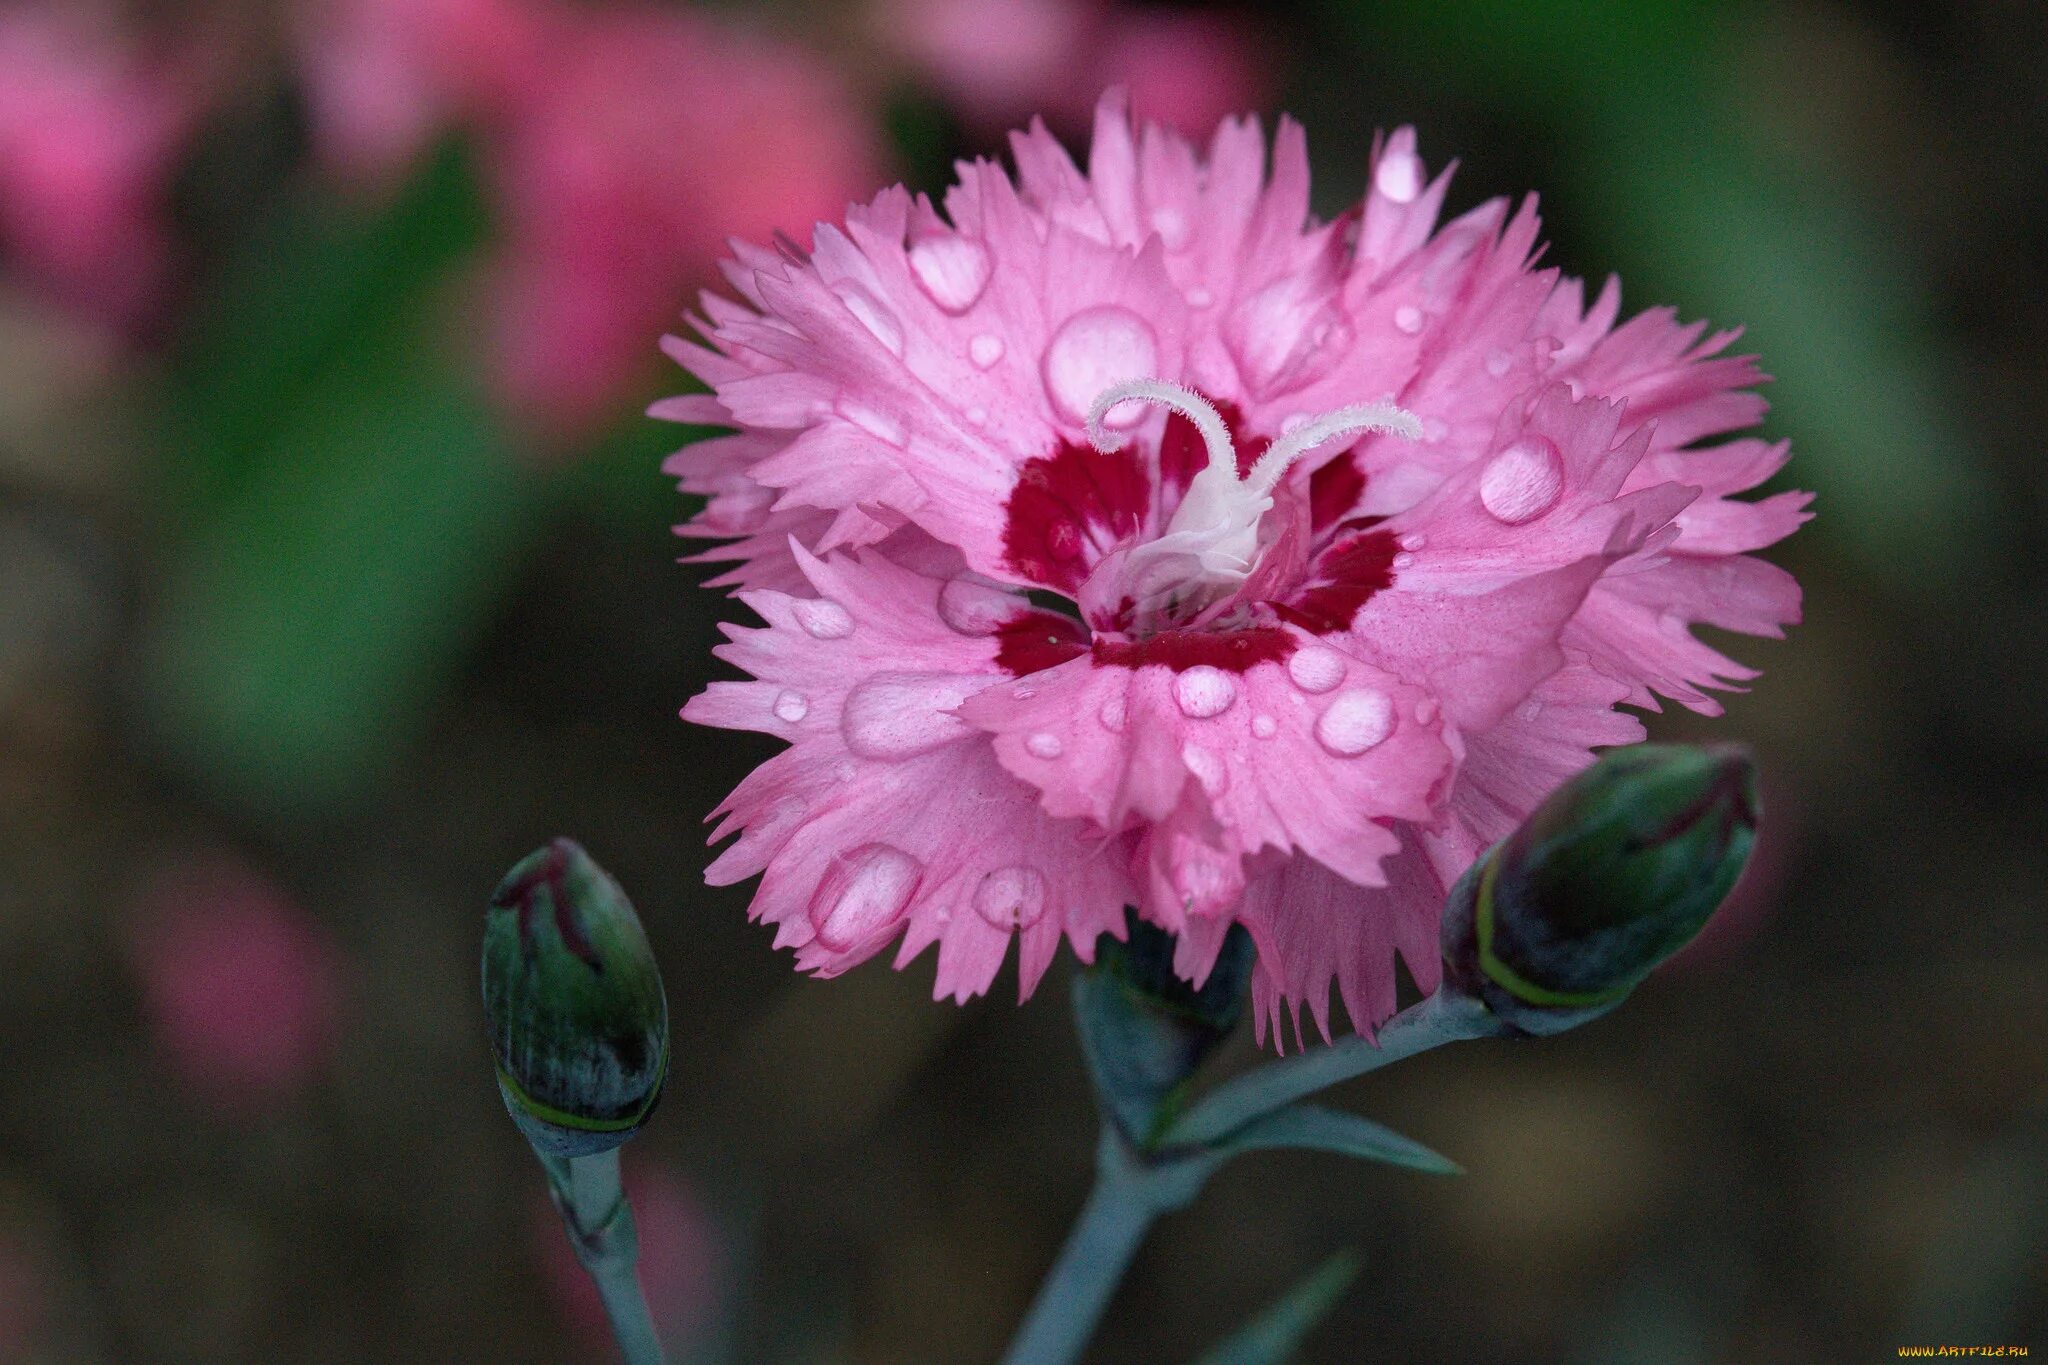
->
[[1, 0, 2044, 1360]]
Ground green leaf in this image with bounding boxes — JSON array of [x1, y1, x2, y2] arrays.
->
[[1221, 1104, 1461, 1176], [1191, 1250, 1362, 1365]]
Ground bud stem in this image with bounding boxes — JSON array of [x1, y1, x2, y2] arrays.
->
[[1162, 992, 1505, 1149], [536, 1146, 668, 1365]]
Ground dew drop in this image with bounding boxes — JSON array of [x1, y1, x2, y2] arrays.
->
[[1186, 287, 1215, 309], [793, 597, 855, 639], [1414, 697, 1440, 725], [841, 673, 979, 759], [1394, 305, 1425, 335], [1012, 685, 1038, 700], [1659, 610, 1691, 638], [1287, 647, 1346, 694], [1519, 698, 1545, 722], [1172, 665, 1237, 719], [938, 575, 1018, 636], [1421, 418, 1449, 444], [1477, 436, 1565, 525], [1399, 533, 1427, 552], [1025, 731, 1064, 759], [1392, 551, 1416, 570], [810, 844, 922, 949], [1486, 348, 1514, 379], [1149, 206, 1190, 249], [973, 866, 1048, 929], [969, 333, 1006, 369], [1099, 696, 1127, 733], [1042, 306, 1159, 428], [1315, 689, 1395, 756], [966, 405, 988, 426], [907, 233, 992, 314], [1181, 743, 1229, 796], [1251, 713, 1278, 739], [772, 690, 810, 723], [1375, 150, 1424, 204], [834, 281, 904, 356]]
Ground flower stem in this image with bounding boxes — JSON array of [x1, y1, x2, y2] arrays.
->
[[537, 1146, 668, 1365], [1003, 1125, 1215, 1365], [1162, 992, 1503, 1149]]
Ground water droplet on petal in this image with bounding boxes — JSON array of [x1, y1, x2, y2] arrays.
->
[[1172, 665, 1237, 719], [938, 575, 1019, 635], [1315, 689, 1394, 756], [1659, 610, 1690, 638], [793, 598, 855, 639], [810, 844, 922, 950], [773, 690, 810, 723], [841, 674, 979, 759], [1186, 287, 1215, 309], [1421, 418, 1449, 443], [1287, 647, 1346, 694], [834, 282, 904, 356], [1414, 697, 1440, 724], [1042, 306, 1159, 428], [1025, 731, 1064, 759], [907, 233, 992, 314], [1099, 696, 1127, 732], [1478, 436, 1565, 525], [1149, 207, 1191, 248], [1181, 743, 1228, 796], [1392, 551, 1416, 570], [969, 333, 1006, 369], [966, 405, 988, 426], [1519, 698, 1544, 722], [1399, 533, 1427, 552], [1012, 685, 1038, 700], [973, 866, 1048, 930], [1394, 305, 1424, 335], [1486, 349, 1513, 378], [1251, 713, 1278, 739], [1375, 150, 1424, 204]]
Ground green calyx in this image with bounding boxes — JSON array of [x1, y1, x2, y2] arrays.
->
[[1446, 744, 1759, 1029], [482, 839, 669, 1157]]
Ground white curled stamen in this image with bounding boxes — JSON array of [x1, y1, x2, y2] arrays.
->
[[1246, 402, 1423, 498], [1086, 379, 1235, 470]]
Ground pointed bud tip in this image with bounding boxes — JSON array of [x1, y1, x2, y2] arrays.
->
[[1443, 745, 1761, 1034], [482, 840, 669, 1156]]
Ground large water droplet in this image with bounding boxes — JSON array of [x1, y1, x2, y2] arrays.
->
[[973, 866, 1048, 930], [1181, 743, 1229, 797], [1251, 713, 1278, 739], [938, 575, 1020, 636], [1025, 732, 1064, 759], [1287, 647, 1346, 694], [1394, 305, 1424, 335], [810, 844, 922, 949], [841, 673, 979, 759], [1042, 306, 1159, 428], [969, 333, 1006, 369], [1375, 150, 1424, 204], [772, 690, 810, 723], [1172, 666, 1237, 719], [907, 232, 992, 314], [1099, 696, 1127, 733], [1399, 533, 1427, 552], [1315, 689, 1394, 756], [834, 281, 904, 356], [1478, 436, 1565, 525], [793, 598, 855, 639]]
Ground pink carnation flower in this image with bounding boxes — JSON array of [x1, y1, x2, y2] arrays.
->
[[665, 94, 1807, 1043], [0, 7, 202, 330]]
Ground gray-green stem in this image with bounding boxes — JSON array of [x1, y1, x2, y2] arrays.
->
[[538, 1146, 668, 1365]]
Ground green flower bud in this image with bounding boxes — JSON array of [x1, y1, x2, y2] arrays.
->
[[1076, 911, 1254, 1147], [1442, 744, 1758, 1035], [482, 839, 669, 1157]]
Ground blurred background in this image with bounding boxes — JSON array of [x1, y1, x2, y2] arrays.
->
[[1, 0, 2044, 1360]]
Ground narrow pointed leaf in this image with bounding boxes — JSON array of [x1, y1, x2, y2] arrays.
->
[[1221, 1104, 1461, 1175], [1191, 1250, 1362, 1365]]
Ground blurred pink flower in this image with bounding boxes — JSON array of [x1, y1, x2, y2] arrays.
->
[[0, 6, 202, 330], [296, 0, 548, 187], [129, 856, 342, 1105], [485, 6, 882, 438], [1086, 10, 1273, 138], [664, 94, 1806, 1041], [532, 1159, 722, 1346], [873, 0, 1107, 126]]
